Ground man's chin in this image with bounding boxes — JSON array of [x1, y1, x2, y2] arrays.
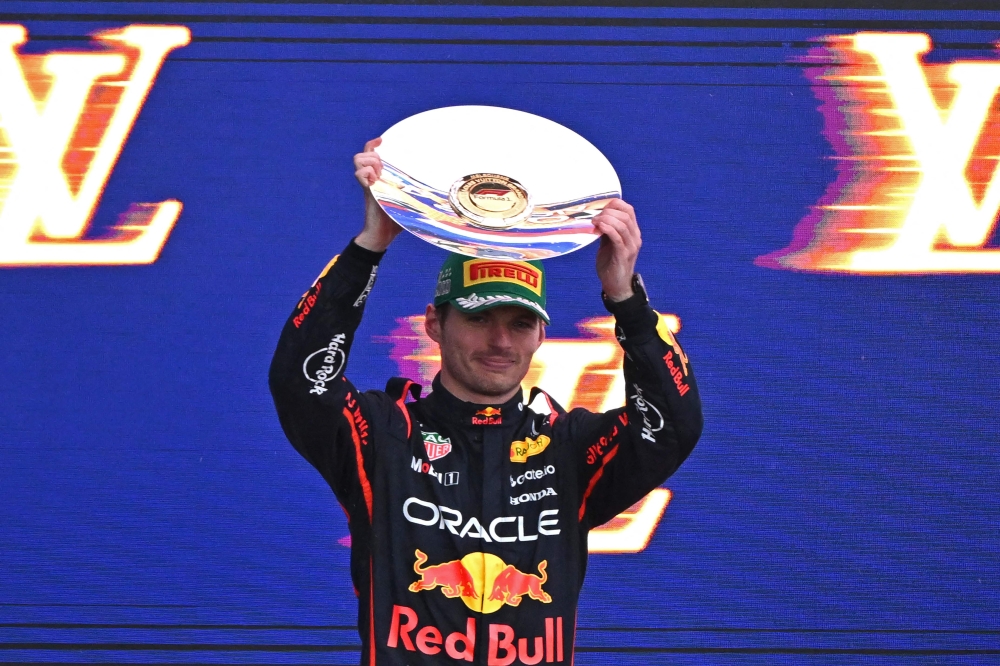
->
[[464, 371, 523, 400], [470, 380, 520, 399]]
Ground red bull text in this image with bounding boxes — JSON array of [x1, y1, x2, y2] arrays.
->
[[472, 406, 503, 425], [664, 351, 690, 396], [388, 605, 565, 664]]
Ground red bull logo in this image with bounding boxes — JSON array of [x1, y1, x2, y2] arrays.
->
[[409, 550, 551, 614], [489, 561, 551, 607], [472, 406, 503, 425], [408, 549, 478, 599], [664, 351, 690, 397], [388, 605, 476, 661], [388, 604, 565, 663]]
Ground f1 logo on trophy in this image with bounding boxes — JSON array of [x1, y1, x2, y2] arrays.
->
[[367, 105, 621, 260]]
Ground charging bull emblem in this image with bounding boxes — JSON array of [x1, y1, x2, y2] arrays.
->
[[408, 549, 478, 599], [409, 550, 551, 613], [488, 561, 551, 606]]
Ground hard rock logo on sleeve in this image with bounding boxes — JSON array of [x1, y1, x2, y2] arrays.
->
[[302, 334, 346, 395]]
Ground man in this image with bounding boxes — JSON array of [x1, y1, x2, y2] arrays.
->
[[269, 138, 703, 665]]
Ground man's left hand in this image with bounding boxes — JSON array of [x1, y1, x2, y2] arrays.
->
[[593, 199, 641, 302]]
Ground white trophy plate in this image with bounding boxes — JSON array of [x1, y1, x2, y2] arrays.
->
[[370, 105, 621, 260]]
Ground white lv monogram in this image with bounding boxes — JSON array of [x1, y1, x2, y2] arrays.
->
[[849, 32, 1000, 271], [0, 24, 190, 266]]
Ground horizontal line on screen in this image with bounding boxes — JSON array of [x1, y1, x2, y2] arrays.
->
[[579, 627, 1000, 634], [575, 648, 1000, 655], [0, 623, 356, 630], [0, 603, 194, 608], [0, 643, 360, 652], [19, 35, 1000, 51], [169, 57, 802, 65], [3, 622, 997, 634], [4, 13, 1000, 29], [0, 622, 358, 631], [0, 662, 360, 666], [1, 643, 998, 656], [14, 0, 1000, 8], [21, 36, 1000, 49]]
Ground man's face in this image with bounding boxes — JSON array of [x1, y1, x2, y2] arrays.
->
[[425, 304, 545, 402]]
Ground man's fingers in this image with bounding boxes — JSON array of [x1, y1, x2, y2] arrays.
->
[[355, 166, 377, 187], [363, 137, 383, 153], [593, 218, 626, 250], [594, 211, 638, 254], [597, 202, 640, 250], [354, 154, 381, 168], [594, 199, 641, 298], [604, 198, 634, 216], [354, 150, 384, 185], [354, 154, 383, 179]]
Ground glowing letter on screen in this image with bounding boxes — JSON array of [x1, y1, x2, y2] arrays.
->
[[759, 32, 1000, 273], [382, 313, 682, 553], [0, 24, 190, 266]]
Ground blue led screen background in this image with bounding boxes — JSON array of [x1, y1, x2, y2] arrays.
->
[[1, 2, 998, 663]]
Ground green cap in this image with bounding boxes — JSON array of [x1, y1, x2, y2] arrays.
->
[[433, 254, 550, 324]]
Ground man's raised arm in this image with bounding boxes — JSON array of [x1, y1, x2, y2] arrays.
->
[[268, 139, 402, 481], [568, 199, 704, 528]]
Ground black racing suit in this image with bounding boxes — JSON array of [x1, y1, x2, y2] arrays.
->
[[269, 240, 703, 665]]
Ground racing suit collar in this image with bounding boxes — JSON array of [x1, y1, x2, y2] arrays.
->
[[425, 374, 523, 427]]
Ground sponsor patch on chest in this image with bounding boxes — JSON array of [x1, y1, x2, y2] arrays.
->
[[422, 431, 452, 461], [510, 487, 557, 506], [510, 435, 550, 462], [411, 456, 459, 486]]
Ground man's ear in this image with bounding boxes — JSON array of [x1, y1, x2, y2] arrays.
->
[[425, 303, 442, 344]]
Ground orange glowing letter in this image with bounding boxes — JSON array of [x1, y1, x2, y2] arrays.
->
[[0, 24, 190, 266], [759, 32, 1000, 273]]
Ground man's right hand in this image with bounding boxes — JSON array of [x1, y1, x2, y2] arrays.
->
[[353, 137, 403, 252]]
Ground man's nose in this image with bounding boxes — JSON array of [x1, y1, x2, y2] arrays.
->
[[487, 321, 513, 348]]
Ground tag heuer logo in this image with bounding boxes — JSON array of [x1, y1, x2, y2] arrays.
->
[[422, 431, 452, 461]]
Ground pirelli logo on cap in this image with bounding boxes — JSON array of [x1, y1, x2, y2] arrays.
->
[[463, 260, 542, 296]]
